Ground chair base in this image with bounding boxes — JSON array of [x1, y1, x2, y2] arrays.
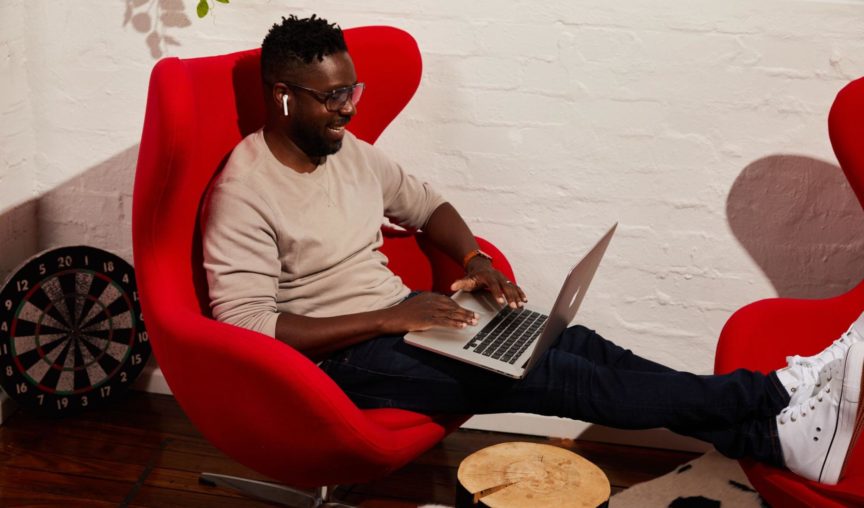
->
[[199, 472, 354, 507]]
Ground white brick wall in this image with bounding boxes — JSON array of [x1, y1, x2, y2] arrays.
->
[[1, 1, 864, 437], [0, 0, 39, 276]]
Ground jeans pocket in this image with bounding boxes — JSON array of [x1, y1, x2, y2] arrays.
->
[[345, 390, 395, 409]]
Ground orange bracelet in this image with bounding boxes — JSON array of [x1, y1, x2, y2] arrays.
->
[[462, 249, 493, 270]]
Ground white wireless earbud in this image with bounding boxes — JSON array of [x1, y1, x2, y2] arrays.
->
[[282, 94, 289, 116]]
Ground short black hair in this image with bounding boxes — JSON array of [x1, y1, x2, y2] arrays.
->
[[260, 14, 347, 85]]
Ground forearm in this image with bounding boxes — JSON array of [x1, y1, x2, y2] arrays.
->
[[275, 308, 398, 361], [424, 202, 526, 307], [275, 290, 481, 361], [422, 202, 481, 267]]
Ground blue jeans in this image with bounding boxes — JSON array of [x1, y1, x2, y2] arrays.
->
[[321, 323, 788, 466]]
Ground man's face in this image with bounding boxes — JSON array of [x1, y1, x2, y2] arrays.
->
[[284, 51, 358, 158]]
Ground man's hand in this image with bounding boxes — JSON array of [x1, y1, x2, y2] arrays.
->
[[450, 258, 528, 308], [383, 292, 479, 333]]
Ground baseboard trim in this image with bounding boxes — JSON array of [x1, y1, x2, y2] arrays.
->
[[463, 414, 710, 453], [131, 360, 173, 395], [133, 364, 710, 453], [0, 390, 17, 425]]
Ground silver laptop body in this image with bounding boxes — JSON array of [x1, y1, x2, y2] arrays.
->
[[404, 223, 616, 379]]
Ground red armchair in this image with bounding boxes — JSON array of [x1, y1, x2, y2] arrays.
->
[[714, 77, 864, 507], [132, 27, 514, 505]]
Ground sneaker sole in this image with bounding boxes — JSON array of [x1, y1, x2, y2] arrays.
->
[[819, 342, 864, 484], [842, 350, 864, 479]]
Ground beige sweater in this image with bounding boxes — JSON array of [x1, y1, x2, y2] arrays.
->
[[202, 129, 446, 337]]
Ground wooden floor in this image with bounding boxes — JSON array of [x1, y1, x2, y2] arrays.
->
[[0, 391, 698, 507]]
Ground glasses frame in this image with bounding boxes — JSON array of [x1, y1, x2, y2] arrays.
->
[[281, 82, 365, 112]]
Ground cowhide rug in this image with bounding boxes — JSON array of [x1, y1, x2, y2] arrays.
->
[[610, 450, 767, 508]]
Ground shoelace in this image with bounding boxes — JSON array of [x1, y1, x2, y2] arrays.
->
[[783, 358, 841, 402], [778, 380, 833, 424], [813, 359, 841, 390], [786, 330, 856, 368], [789, 357, 842, 398]]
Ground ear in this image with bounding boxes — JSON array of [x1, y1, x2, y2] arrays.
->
[[271, 83, 291, 117]]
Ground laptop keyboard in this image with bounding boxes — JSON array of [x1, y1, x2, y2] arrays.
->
[[463, 307, 548, 364]]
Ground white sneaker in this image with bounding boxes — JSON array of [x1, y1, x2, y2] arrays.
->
[[780, 359, 843, 407], [778, 341, 864, 485], [778, 311, 864, 405]]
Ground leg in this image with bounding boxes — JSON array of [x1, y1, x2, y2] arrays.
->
[[554, 325, 674, 373], [321, 333, 788, 462], [499, 347, 788, 429], [679, 419, 784, 467]]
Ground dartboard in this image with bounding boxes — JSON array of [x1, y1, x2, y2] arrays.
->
[[0, 246, 149, 415]]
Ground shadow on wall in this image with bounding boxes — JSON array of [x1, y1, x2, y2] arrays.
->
[[4, 151, 863, 303], [0, 201, 39, 284], [727, 154, 864, 299], [0, 146, 140, 284], [124, 0, 191, 59]]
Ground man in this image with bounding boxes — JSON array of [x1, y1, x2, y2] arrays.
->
[[202, 14, 864, 485]]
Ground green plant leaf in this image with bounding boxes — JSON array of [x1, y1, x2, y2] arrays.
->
[[196, 0, 209, 18], [216, 0, 229, 3]]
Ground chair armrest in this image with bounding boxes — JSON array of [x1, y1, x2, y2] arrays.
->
[[381, 228, 516, 293], [714, 283, 864, 375], [417, 234, 516, 294]]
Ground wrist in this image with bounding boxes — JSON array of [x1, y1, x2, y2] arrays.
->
[[376, 302, 412, 336], [462, 248, 493, 272], [465, 255, 493, 274]]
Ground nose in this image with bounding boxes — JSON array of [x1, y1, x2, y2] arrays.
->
[[337, 97, 356, 116]]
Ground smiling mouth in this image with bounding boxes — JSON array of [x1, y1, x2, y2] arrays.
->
[[327, 123, 349, 138]]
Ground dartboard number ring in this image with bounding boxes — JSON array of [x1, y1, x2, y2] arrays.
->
[[0, 246, 150, 415]]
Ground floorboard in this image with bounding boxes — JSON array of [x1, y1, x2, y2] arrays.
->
[[0, 392, 698, 507]]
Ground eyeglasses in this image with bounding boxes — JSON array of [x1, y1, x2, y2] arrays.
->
[[283, 82, 365, 112]]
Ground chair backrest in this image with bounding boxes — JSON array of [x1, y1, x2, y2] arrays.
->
[[829, 76, 864, 212]]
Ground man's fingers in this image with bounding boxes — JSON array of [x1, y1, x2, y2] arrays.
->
[[450, 270, 529, 311], [432, 308, 477, 328], [489, 280, 507, 305], [449, 306, 478, 325], [462, 272, 506, 304], [488, 276, 523, 308], [502, 280, 527, 308], [429, 295, 477, 325]]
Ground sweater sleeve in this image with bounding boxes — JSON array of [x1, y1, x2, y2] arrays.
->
[[362, 140, 446, 230], [201, 179, 281, 338]]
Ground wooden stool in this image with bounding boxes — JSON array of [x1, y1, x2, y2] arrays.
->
[[456, 442, 610, 508]]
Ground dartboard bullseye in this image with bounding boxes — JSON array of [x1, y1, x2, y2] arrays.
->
[[0, 246, 149, 415]]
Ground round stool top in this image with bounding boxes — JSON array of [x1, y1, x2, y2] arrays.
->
[[457, 441, 610, 507]]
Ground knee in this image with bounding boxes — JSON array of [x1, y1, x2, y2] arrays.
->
[[559, 324, 594, 343], [550, 325, 594, 353]]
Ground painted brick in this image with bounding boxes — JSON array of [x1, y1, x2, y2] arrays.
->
[[1, 0, 863, 386]]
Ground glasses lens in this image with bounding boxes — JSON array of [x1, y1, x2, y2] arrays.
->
[[326, 84, 365, 111], [351, 83, 364, 106], [326, 89, 349, 111]]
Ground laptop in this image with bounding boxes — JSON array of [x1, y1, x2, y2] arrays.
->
[[404, 223, 617, 379]]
